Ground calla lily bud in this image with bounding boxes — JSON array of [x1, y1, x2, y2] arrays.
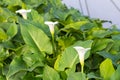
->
[[73, 46, 91, 73], [16, 9, 31, 19], [45, 21, 58, 36], [74, 46, 90, 66]]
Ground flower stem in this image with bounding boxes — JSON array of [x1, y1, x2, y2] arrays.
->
[[81, 63, 84, 73], [52, 34, 56, 55]]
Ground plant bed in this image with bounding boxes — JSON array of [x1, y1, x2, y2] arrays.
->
[[0, 0, 120, 80]]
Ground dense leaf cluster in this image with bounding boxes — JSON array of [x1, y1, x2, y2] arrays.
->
[[0, 0, 120, 80]]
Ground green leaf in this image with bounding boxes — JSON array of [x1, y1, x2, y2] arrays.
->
[[0, 40, 16, 49], [57, 36, 76, 51], [3, 0, 23, 6], [0, 28, 7, 41], [65, 21, 88, 30], [23, 72, 40, 80], [20, 22, 53, 54], [67, 72, 86, 80], [22, 0, 43, 6], [109, 40, 120, 54], [80, 23, 94, 31], [7, 71, 27, 80], [43, 65, 61, 80], [22, 52, 44, 71], [28, 9, 44, 24], [100, 58, 115, 80], [0, 76, 6, 80], [87, 72, 102, 79], [0, 7, 15, 21], [7, 23, 18, 39], [92, 39, 114, 53], [112, 34, 120, 40], [97, 51, 120, 66], [49, 0, 63, 7], [6, 56, 27, 80], [59, 71, 67, 80], [92, 30, 112, 38], [110, 65, 120, 80], [51, 8, 72, 21], [54, 40, 93, 72], [0, 47, 9, 61]]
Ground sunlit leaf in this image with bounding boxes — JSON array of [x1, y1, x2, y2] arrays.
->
[[65, 21, 88, 30], [0, 76, 6, 80], [110, 65, 120, 80], [54, 40, 93, 73], [20, 22, 53, 54], [7, 23, 18, 39], [100, 58, 115, 80], [67, 72, 86, 80], [0, 28, 7, 41]]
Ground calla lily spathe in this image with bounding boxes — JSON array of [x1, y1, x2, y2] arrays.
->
[[16, 9, 31, 19], [44, 21, 58, 36], [73, 46, 90, 73]]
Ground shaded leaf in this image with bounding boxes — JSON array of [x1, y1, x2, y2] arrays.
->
[[0, 47, 9, 61], [92, 39, 114, 52], [97, 51, 120, 66], [112, 34, 120, 40], [7, 71, 27, 80], [0, 76, 6, 80], [87, 72, 102, 79], [43, 65, 61, 80], [6, 56, 27, 79], [23, 72, 41, 80], [22, 52, 44, 71]]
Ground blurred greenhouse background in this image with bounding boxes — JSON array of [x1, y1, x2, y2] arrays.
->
[[62, 0, 120, 29]]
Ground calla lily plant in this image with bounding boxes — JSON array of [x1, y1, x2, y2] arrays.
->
[[45, 21, 58, 53]]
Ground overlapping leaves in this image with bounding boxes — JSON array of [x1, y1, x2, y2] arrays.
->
[[0, 0, 120, 80]]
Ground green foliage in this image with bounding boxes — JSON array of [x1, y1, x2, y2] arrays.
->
[[67, 72, 86, 80], [6, 23, 18, 39], [6, 56, 27, 80], [100, 58, 115, 80], [43, 65, 61, 80], [54, 40, 93, 75], [0, 0, 120, 80], [20, 22, 53, 54], [110, 65, 120, 80]]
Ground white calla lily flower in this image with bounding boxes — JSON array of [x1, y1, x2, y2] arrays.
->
[[45, 21, 58, 36], [16, 9, 31, 19], [73, 46, 91, 73]]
